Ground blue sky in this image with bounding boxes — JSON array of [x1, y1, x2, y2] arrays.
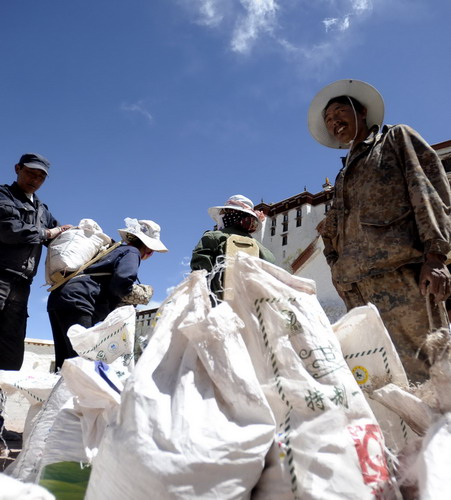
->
[[1, 0, 450, 341]]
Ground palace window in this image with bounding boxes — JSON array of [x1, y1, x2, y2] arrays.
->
[[296, 208, 302, 227]]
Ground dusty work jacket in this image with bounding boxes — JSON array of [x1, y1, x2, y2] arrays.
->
[[0, 182, 58, 281], [319, 124, 451, 288]]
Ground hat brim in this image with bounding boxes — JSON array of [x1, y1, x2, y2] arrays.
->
[[22, 162, 49, 175], [208, 205, 262, 230], [118, 229, 168, 253], [308, 79, 385, 149]]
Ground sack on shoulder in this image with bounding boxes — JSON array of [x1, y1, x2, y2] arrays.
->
[[45, 218, 111, 285], [119, 284, 154, 306]]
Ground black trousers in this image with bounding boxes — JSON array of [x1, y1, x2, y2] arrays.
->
[[0, 276, 30, 371], [48, 309, 93, 372]]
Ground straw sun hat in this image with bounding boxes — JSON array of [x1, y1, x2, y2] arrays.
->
[[308, 79, 385, 149], [118, 218, 168, 253], [208, 194, 265, 229]]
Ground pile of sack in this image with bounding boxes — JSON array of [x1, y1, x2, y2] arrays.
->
[[0, 305, 137, 498], [2, 252, 450, 499]]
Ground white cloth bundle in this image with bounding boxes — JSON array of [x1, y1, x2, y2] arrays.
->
[[45, 218, 111, 284]]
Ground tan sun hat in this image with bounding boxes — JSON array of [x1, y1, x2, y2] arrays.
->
[[308, 79, 385, 149], [208, 194, 265, 229], [118, 218, 168, 253]]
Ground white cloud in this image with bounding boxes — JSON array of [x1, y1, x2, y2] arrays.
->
[[323, 15, 350, 32], [322, 0, 372, 33], [177, 0, 377, 75], [231, 0, 279, 54], [179, 0, 279, 53], [352, 0, 372, 13], [121, 101, 153, 123], [198, 0, 224, 26], [180, 0, 226, 27]]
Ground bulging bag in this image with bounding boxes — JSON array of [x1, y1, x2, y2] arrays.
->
[[332, 304, 416, 454], [85, 272, 276, 500], [226, 254, 396, 500], [5, 379, 72, 483], [67, 305, 135, 368], [45, 219, 111, 285]]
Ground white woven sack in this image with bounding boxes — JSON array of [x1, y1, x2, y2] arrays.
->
[[226, 253, 397, 500], [38, 400, 88, 473], [37, 358, 123, 476], [410, 412, 451, 500], [332, 304, 416, 453], [45, 218, 111, 284], [0, 473, 55, 500], [0, 371, 59, 406], [5, 379, 72, 483], [85, 271, 276, 500], [67, 305, 135, 367], [58, 357, 122, 463]]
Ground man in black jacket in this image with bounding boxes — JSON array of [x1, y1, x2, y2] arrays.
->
[[0, 153, 71, 439]]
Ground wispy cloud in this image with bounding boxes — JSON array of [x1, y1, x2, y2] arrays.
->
[[179, 0, 227, 27], [121, 101, 153, 123], [323, 16, 350, 33], [196, 0, 225, 26], [178, 0, 376, 74], [352, 0, 373, 14], [180, 0, 278, 53], [323, 0, 372, 33], [231, 0, 278, 54]]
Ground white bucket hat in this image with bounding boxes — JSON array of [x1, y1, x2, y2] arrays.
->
[[308, 79, 385, 149], [118, 218, 168, 253], [208, 194, 265, 229]]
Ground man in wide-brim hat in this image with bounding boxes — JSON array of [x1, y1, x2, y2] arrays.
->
[[308, 79, 451, 383]]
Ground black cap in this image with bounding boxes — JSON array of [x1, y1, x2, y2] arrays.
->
[[18, 153, 50, 175]]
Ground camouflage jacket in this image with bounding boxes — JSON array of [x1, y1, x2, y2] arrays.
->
[[318, 124, 451, 287]]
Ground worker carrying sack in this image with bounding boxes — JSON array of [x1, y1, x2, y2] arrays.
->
[[45, 219, 112, 285]]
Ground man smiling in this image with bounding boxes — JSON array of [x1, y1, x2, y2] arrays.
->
[[308, 80, 451, 383], [0, 153, 71, 439]]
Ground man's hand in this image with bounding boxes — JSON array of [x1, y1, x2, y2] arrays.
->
[[420, 253, 451, 303], [46, 224, 73, 240]]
